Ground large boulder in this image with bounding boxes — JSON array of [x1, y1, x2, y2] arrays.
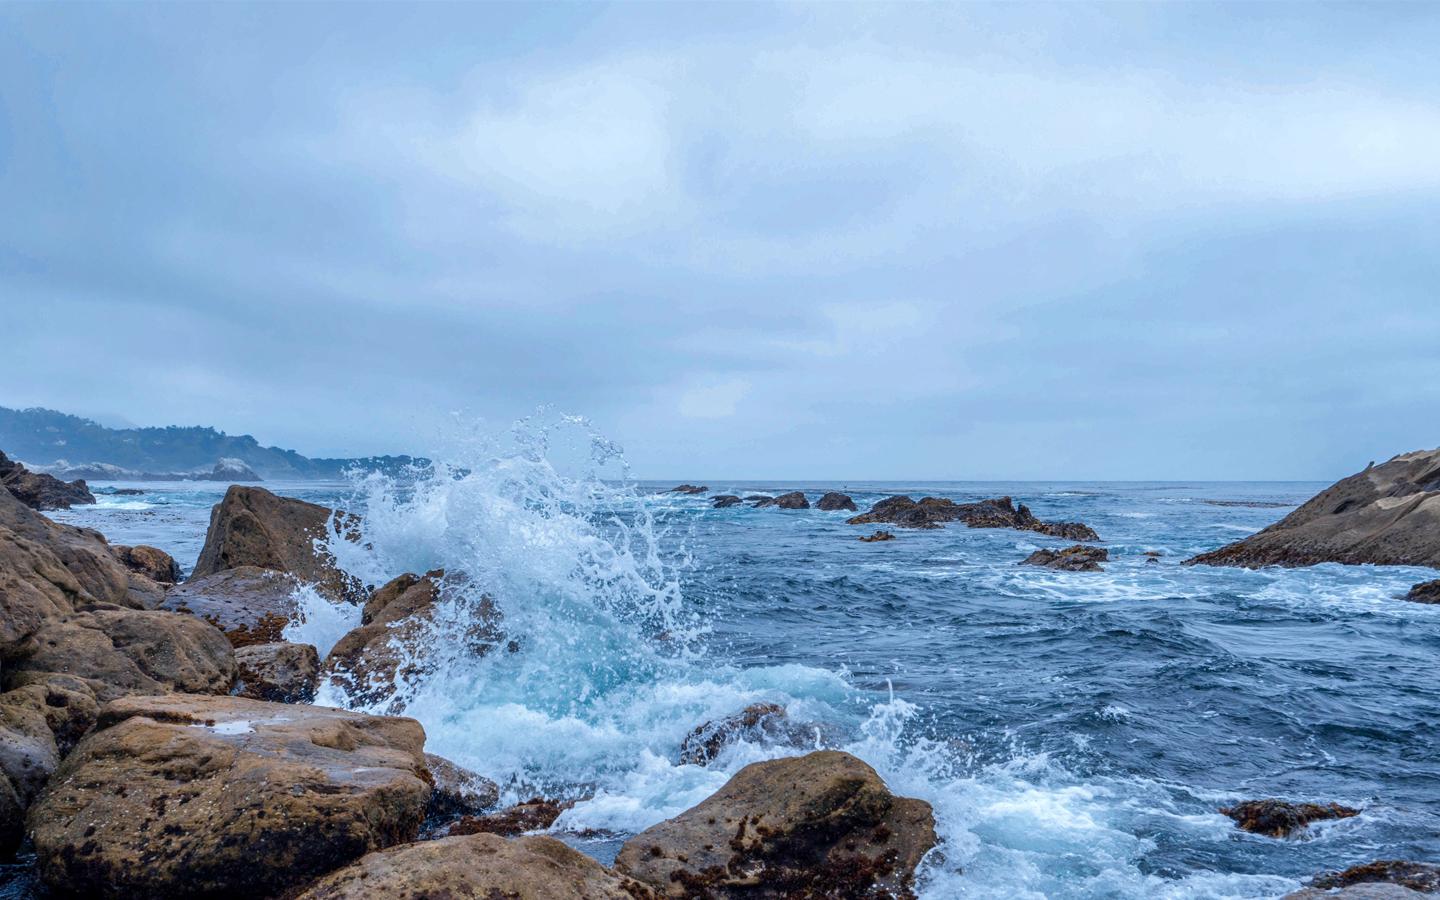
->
[[755, 491, 809, 509], [5, 607, 236, 701], [1021, 545, 1109, 572], [817, 491, 858, 512], [28, 693, 431, 898], [1187, 449, 1440, 568], [448, 797, 571, 838], [615, 750, 936, 899], [711, 495, 744, 509], [190, 485, 362, 601], [295, 833, 649, 900], [111, 544, 182, 584], [0, 450, 94, 511], [1404, 580, 1440, 604], [1220, 799, 1359, 838], [423, 752, 500, 821], [1291, 862, 1440, 896], [667, 484, 708, 495], [161, 565, 301, 645], [849, 495, 1099, 540], [678, 702, 810, 766], [0, 674, 101, 855], [233, 641, 319, 703]]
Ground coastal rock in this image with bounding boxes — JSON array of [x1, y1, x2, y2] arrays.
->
[[755, 491, 809, 510], [233, 641, 320, 703], [744, 495, 772, 503], [162, 565, 301, 645], [0, 675, 102, 853], [449, 797, 571, 837], [0, 450, 94, 511], [679, 702, 815, 766], [860, 530, 896, 542], [1286, 885, 1430, 899], [1021, 545, 1109, 572], [849, 494, 1099, 541], [295, 833, 647, 900], [111, 544, 182, 584], [667, 484, 708, 495], [424, 752, 500, 821], [1298, 861, 1440, 894], [0, 672, 100, 755], [190, 485, 363, 601], [1220, 799, 1359, 837], [615, 750, 937, 899], [711, 495, 744, 509], [1404, 580, 1440, 604], [817, 491, 858, 512], [7, 607, 236, 701], [1186, 449, 1440, 569], [28, 692, 431, 898]]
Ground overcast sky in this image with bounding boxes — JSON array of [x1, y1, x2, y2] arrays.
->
[[2, 3, 1437, 479]]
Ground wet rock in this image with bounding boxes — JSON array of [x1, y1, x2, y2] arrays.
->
[[711, 495, 744, 509], [0, 675, 102, 855], [1220, 799, 1359, 837], [679, 702, 799, 766], [1298, 861, 1440, 895], [28, 692, 431, 899], [1286, 885, 1430, 899], [1021, 545, 1109, 572], [817, 491, 858, 512], [1186, 448, 1440, 569], [190, 485, 363, 601], [744, 495, 773, 503], [424, 752, 500, 821], [449, 797, 572, 837], [755, 491, 809, 510], [295, 833, 648, 900], [1404, 580, 1440, 604], [0, 672, 99, 755], [110, 544, 182, 584], [0, 450, 94, 511], [860, 530, 896, 543], [7, 607, 236, 701], [233, 641, 319, 703], [161, 565, 302, 645], [616, 750, 936, 899], [849, 494, 1099, 541], [667, 484, 709, 495]]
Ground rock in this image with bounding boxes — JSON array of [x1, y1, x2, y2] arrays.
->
[[860, 530, 896, 543], [817, 491, 858, 512], [323, 571, 503, 710], [161, 565, 301, 645], [849, 495, 1099, 541], [0, 450, 94, 510], [679, 702, 806, 766], [111, 544, 182, 584], [744, 495, 772, 503], [1021, 545, 1109, 572], [1220, 799, 1359, 837], [667, 484, 708, 495], [1404, 580, 1440, 604], [615, 750, 936, 899], [7, 607, 236, 701], [28, 693, 431, 898], [755, 491, 809, 510], [1286, 885, 1430, 899], [295, 833, 647, 900], [1186, 449, 1440, 569], [1, 672, 100, 755], [711, 495, 743, 509], [233, 641, 319, 703], [449, 797, 572, 837], [424, 752, 500, 821], [1299, 861, 1440, 894], [207, 457, 262, 482], [0, 676, 101, 854], [190, 485, 362, 601]]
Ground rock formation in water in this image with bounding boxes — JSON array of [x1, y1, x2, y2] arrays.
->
[[666, 484, 708, 494], [1403, 579, 1440, 604], [0, 449, 94, 510], [711, 494, 743, 508], [860, 530, 896, 542], [1187, 449, 1440, 569], [817, 491, 858, 511], [234, 640, 320, 703], [754, 490, 809, 509], [1220, 799, 1359, 838], [1288, 861, 1440, 897], [1021, 545, 1109, 572], [850, 494, 1099, 540]]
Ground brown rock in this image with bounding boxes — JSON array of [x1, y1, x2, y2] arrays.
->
[[817, 491, 859, 512], [111, 544, 182, 584], [28, 693, 431, 899], [849, 495, 1099, 541], [711, 495, 744, 509], [860, 530, 896, 543], [449, 797, 571, 837], [615, 750, 936, 899], [1220, 799, 1359, 838], [755, 491, 809, 510], [161, 565, 302, 645], [1302, 861, 1440, 894], [1404, 580, 1440, 604], [1286, 885, 1430, 899], [1186, 449, 1440, 569], [233, 641, 319, 703], [295, 833, 649, 900], [678, 702, 800, 766], [424, 752, 500, 821], [190, 485, 362, 601], [0, 675, 98, 854], [0, 450, 94, 511], [667, 484, 708, 494], [1020, 545, 1109, 572]]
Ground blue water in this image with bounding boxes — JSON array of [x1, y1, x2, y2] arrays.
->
[[45, 472, 1440, 899]]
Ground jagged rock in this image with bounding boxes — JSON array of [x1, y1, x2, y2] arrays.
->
[[616, 750, 936, 899], [744, 495, 772, 503], [667, 484, 708, 495], [1220, 799, 1359, 837], [0, 675, 101, 855], [0, 450, 94, 510], [860, 531, 896, 543], [111, 544, 182, 584], [449, 797, 572, 838], [1404, 580, 1440, 604], [679, 702, 809, 766], [1297, 861, 1440, 895], [190, 485, 362, 601], [1021, 545, 1109, 572], [817, 491, 858, 512], [711, 495, 744, 509], [6, 607, 236, 701], [849, 495, 1099, 541], [0, 672, 99, 755], [233, 641, 319, 703], [755, 491, 809, 510], [295, 833, 648, 900], [424, 753, 500, 821], [161, 565, 301, 645], [1187, 449, 1440, 569], [28, 693, 431, 899]]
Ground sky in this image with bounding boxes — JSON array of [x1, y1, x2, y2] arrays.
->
[[1, 2, 1437, 480]]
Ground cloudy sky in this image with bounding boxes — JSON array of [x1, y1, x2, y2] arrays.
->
[[2, 3, 1437, 479]]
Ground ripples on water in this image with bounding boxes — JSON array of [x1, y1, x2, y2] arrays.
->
[[49, 446, 1440, 899]]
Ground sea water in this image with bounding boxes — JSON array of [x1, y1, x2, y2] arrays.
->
[[46, 418, 1440, 899]]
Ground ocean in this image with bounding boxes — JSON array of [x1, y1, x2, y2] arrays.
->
[[37, 427, 1440, 899]]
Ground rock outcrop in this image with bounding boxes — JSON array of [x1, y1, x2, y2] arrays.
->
[[1286, 885, 1430, 899], [755, 491, 809, 510], [28, 693, 431, 898], [449, 797, 572, 837], [1404, 580, 1440, 604], [1186, 449, 1440, 569], [110, 544, 182, 584], [234, 641, 320, 703], [1220, 799, 1359, 838], [849, 495, 1098, 541], [295, 833, 649, 900], [615, 750, 936, 899], [860, 530, 896, 543], [1297, 861, 1440, 895], [190, 485, 362, 601], [679, 702, 807, 766], [667, 484, 708, 495], [162, 565, 301, 645], [711, 495, 743, 509], [1021, 545, 1109, 572], [817, 491, 858, 512], [0, 449, 94, 510], [424, 752, 500, 822]]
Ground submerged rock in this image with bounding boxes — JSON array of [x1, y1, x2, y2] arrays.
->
[[711, 494, 744, 508], [667, 484, 709, 495], [1297, 861, 1440, 894], [28, 693, 431, 898], [295, 833, 648, 900], [755, 491, 809, 509], [0, 450, 94, 511], [449, 797, 572, 837], [615, 750, 936, 899], [161, 565, 301, 645], [233, 640, 319, 703], [424, 752, 500, 822], [1021, 545, 1109, 572], [679, 702, 806, 766], [860, 530, 896, 542], [817, 491, 859, 512], [1220, 799, 1359, 837], [1186, 448, 1440, 569], [110, 544, 182, 584], [849, 494, 1099, 541], [1404, 580, 1440, 604]]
